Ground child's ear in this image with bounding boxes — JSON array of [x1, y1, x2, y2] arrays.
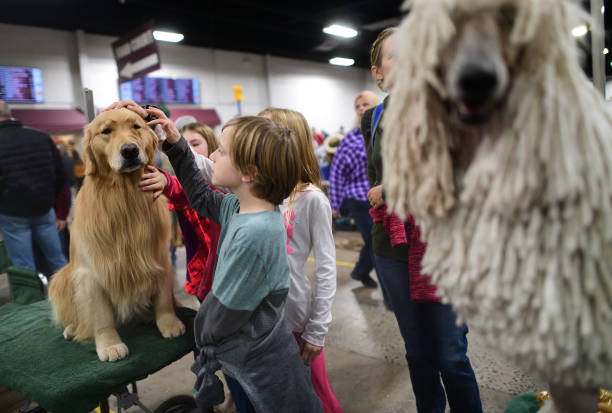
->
[[241, 165, 258, 183]]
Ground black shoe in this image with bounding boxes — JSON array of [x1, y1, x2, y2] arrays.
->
[[351, 272, 378, 288]]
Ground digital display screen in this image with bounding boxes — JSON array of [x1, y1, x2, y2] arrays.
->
[[0, 66, 44, 103], [119, 76, 200, 104]]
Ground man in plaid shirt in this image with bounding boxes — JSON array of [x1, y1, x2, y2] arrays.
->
[[328, 91, 383, 291]]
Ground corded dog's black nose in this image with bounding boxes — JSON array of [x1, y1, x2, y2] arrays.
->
[[458, 65, 498, 103], [120, 143, 139, 160]]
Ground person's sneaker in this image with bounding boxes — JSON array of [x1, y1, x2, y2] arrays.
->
[[351, 272, 378, 288]]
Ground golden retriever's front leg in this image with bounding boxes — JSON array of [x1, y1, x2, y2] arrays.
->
[[154, 268, 186, 338], [78, 280, 129, 362]]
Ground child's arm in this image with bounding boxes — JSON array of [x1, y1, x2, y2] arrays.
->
[[143, 166, 193, 209], [163, 137, 224, 224], [302, 191, 337, 350], [190, 149, 232, 194]]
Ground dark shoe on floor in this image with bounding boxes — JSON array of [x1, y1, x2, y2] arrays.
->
[[384, 299, 393, 312], [351, 272, 378, 288]]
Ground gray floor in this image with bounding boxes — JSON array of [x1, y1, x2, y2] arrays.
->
[[0, 230, 542, 413]]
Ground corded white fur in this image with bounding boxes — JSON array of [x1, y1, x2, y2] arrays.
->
[[383, 0, 612, 390]]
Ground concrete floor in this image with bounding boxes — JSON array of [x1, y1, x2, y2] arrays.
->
[[0, 230, 542, 413]]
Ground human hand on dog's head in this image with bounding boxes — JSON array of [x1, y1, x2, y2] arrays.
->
[[139, 165, 167, 200], [102, 100, 148, 119], [146, 107, 181, 144]]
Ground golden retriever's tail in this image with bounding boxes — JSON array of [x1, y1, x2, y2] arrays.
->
[[48, 264, 77, 327]]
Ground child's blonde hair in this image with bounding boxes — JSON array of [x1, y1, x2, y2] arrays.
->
[[223, 116, 300, 205], [180, 122, 219, 154], [258, 108, 321, 199]]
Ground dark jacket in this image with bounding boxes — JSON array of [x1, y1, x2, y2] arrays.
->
[[362, 97, 409, 261], [0, 119, 66, 217]]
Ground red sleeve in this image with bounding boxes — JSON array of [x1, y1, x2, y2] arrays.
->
[[54, 185, 70, 220], [158, 168, 190, 209]]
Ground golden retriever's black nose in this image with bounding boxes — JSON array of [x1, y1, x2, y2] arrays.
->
[[120, 143, 139, 160], [458, 66, 497, 103]]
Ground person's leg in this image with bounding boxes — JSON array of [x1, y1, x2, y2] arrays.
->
[[374, 254, 445, 413], [31, 209, 68, 273], [344, 199, 394, 302], [427, 303, 482, 413], [0, 212, 36, 270], [225, 375, 257, 413], [406, 356, 446, 413], [343, 199, 374, 279], [308, 347, 343, 413], [344, 199, 393, 303]]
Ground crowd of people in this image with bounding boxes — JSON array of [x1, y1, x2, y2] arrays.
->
[[0, 27, 483, 413]]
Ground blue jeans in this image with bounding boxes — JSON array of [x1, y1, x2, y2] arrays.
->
[[342, 198, 390, 303], [374, 254, 482, 413], [0, 209, 68, 273]]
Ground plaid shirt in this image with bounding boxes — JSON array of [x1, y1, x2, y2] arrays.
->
[[328, 127, 370, 211]]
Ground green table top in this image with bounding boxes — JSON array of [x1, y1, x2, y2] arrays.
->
[[504, 392, 540, 413], [0, 300, 196, 413]]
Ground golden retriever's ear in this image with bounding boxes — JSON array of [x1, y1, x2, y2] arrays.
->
[[83, 123, 99, 176]]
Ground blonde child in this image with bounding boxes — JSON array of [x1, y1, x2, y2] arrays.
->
[[259, 108, 343, 413], [108, 101, 323, 413]]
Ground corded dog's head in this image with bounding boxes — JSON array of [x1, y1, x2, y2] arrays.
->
[[441, 3, 519, 126], [383, 0, 590, 218]]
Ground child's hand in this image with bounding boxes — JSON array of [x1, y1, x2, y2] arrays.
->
[[298, 337, 323, 362], [102, 100, 147, 118], [146, 107, 181, 144], [140, 165, 168, 199]]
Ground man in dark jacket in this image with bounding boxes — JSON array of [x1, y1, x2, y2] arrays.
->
[[0, 100, 68, 273]]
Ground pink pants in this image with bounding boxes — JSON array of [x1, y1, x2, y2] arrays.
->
[[293, 332, 344, 413]]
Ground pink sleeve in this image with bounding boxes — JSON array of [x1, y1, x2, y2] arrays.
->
[[158, 168, 190, 209]]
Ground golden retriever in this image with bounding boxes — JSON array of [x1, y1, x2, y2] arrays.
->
[[49, 108, 185, 362]]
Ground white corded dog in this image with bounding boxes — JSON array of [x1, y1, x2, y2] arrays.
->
[[383, 1, 612, 411]]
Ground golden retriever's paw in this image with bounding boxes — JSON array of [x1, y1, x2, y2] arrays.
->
[[63, 324, 76, 340], [156, 313, 186, 338], [97, 342, 129, 362]]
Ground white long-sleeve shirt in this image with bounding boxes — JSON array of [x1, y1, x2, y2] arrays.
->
[[280, 185, 337, 346]]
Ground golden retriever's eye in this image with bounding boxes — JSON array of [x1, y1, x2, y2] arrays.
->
[[101, 128, 112, 134], [133, 124, 141, 130], [499, 4, 517, 27]]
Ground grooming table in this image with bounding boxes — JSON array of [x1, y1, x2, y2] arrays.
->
[[0, 300, 196, 413]]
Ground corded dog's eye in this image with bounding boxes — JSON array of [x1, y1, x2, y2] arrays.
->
[[101, 128, 112, 134], [133, 124, 141, 130], [499, 4, 517, 27]]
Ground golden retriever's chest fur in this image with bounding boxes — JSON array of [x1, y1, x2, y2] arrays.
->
[[71, 175, 171, 308]]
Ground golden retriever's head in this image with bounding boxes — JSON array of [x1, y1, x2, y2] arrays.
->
[[83, 108, 158, 176]]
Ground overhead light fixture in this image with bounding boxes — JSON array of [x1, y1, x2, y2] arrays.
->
[[571, 25, 588, 37], [153, 30, 184, 43], [329, 57, 355, 66], [604, 48, 609, 55], [323, 24, 358, 38]]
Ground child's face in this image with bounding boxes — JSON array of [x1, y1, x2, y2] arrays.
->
[[209, 126, 244, 189], [184, 130, 209, 157]]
